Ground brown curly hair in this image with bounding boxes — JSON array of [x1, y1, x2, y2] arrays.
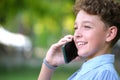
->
[[73, 0, 120, 47]]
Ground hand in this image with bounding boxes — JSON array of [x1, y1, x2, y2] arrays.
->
[[45, 35, 74, 67]]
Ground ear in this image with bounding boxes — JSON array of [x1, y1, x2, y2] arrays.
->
[[106, 26, 117, 42]]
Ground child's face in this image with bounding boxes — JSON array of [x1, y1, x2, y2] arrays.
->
[[74, 10, 109, 59]]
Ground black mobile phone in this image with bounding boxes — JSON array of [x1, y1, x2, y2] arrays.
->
[[62, 40, 78, 63]]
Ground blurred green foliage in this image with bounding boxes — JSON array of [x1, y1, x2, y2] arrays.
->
[[0, 0, 75, 48], [0, 66, 78, 80]]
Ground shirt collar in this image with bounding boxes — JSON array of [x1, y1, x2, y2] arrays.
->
[[79, 54, 114, 75]]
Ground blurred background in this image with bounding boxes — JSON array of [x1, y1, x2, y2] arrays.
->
[[0, 0, 119, 80]]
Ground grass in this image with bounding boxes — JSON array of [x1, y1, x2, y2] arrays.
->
[[0, 67, 40, 80], [0, 65, 78, 80], [52, 66, 78, 80], [0, 62, 119, 80]]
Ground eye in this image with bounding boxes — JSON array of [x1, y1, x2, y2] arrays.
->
[[74, 22, 78, 30], [74, 26, 78, 30], [84, 25, 91, 29]]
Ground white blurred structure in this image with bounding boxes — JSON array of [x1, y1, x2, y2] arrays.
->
[[0, 26, 32, 52]]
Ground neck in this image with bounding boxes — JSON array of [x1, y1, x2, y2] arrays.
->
[[86, 45, 112, 60]]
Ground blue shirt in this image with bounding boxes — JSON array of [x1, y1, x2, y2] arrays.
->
[[68, 54, 119, 80]]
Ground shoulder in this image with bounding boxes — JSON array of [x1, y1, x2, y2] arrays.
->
[[95, 69, 119, 80], [92, 63, 119, 80]]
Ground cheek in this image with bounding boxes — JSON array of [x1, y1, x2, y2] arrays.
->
[[87, 30, 106, 46]]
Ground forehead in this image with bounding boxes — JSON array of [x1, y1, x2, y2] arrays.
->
[[75, 10, 103, 25]]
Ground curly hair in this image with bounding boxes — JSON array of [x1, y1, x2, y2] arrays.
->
[[73, 0, 120, 47]]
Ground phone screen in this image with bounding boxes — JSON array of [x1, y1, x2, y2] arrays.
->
[[62, 40, 78, 63]]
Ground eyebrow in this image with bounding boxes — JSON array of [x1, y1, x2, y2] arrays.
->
[[74, 21, 94, 26]]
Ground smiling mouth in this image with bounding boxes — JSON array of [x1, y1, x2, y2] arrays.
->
[[77, 42, 88, 47]]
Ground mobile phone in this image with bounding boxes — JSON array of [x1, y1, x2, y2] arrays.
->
[[62, 40, 78, 63]]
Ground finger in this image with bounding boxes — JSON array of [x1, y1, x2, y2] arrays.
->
[[53, 35, 74, 49], [64, 35, 74, 40], [59, 35, 73, 43]]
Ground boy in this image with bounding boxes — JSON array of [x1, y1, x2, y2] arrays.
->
[[38, 0, 120, 80]]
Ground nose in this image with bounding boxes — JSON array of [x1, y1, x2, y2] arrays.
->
[[74, 29, 82, 39]]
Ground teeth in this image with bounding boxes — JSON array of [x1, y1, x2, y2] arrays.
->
[[77, 42, 86, 45]]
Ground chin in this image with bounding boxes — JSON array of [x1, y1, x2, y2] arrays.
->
[[78, 52, 92, 59]]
